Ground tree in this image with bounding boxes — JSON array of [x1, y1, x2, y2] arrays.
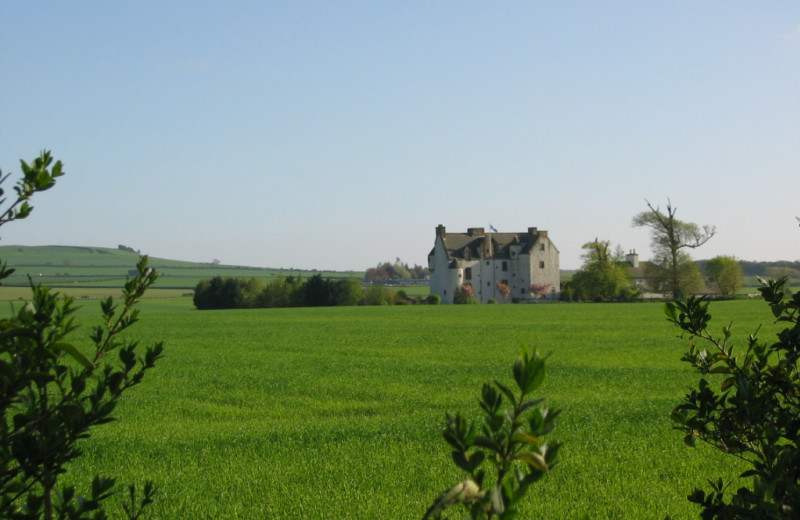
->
[[705, 255, 744, 296], [666, 277, 800, 518], [766, 266, 800, 281], [193, 276, 246, 309], [644, 251, 704, 296], [495, 280, 511, 301], [303, 274, 334, 307], [256, 276, 297, 308], [570, 239, 635, 301], [423, 346, 559, 519], [453, 284, 477, 304], [529, 283, 553, 299], [0, 152, 161, 519], [333, 278, 363, 306], [632, 199, 715, 298], [364, 284, 395, 306], [364, 259, 429, 281]]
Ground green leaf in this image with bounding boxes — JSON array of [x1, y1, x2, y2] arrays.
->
[[511, 430, 540, 445], [490, 484, 505, 515], [0, 326, 38, 341], [513, 349, 546, 395], [59, 403, 84, 425], [52, 341, 95, 369], [474, 435, 503, 452], [708, 366, 732, 375], [494, 381, 517, 405], [515, 451, 549, 471], [423, 480, 484, 519]]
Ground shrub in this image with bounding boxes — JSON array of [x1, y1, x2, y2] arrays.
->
[[426, 294, 441, 305], [0, 152, 162, 519], [194, 276, 245, 309], [364, 284, 395, 306], [334, 278, 363, 306], [666, 276, 800, 518], [423, 346, 559, 519], [454, 284, 478, 304]]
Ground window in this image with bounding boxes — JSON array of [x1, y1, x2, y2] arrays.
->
[[465, 268, 472, 280], [540, 243, 545, 251], [539, 261, 545, 268], [502, 261, 508, 271], [521, 288, 526, 294]]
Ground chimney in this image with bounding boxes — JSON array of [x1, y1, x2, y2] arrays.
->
[[528, 227, 538, 235], [436, 224, 446, 239], [625, 250, 639, 268], [468, 227, 485, 237]]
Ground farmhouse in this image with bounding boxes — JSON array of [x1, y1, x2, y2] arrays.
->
[[428, 225, 560, 304]]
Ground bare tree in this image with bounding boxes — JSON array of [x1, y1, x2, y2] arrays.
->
[[632, 199, 715, 298]]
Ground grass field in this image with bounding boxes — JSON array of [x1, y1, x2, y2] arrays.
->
[[0, 245, 363, 289], [51, 298, 781, 519]]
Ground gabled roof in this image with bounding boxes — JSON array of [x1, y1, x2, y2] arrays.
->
[[430, 226, 552, 262]]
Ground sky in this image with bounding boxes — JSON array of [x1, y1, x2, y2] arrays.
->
[[1, 2, 798, 271]]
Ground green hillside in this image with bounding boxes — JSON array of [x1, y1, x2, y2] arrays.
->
[[0, 245, 363, 290]]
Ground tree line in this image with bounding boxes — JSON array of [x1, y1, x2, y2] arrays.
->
[[364, 259, 429, 280], [193, 274, 439, 310], [719, 259, 800, 279]]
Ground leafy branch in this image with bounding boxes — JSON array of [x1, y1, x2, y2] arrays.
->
[[665, 277, 800, 518], [424, 345, 560, 520]]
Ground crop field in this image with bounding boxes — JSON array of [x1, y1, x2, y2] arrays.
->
[[0, 246, 363, 289], [50, 297, 782, 519]]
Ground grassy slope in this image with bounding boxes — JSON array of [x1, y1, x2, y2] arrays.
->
[[0, 245, 364, 291], [63, 300, 776, 519]]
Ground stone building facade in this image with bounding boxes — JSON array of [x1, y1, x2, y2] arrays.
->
[[428, 225, 560, 304]]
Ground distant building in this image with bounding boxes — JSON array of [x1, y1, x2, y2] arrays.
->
[[624, 249, 712, 298], [623, 250, 658, 297], [428, 225, 560, 304]]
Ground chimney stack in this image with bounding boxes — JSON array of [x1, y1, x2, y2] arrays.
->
[[625, 250, 639, 268]]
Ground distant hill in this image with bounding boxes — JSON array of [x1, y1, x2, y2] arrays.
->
[[0, 245, 362, 289]]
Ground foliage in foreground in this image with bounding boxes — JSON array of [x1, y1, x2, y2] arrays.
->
[[424, 346, 560, 519], [666, 277, 800, 518], [0, 152, 162, 519]]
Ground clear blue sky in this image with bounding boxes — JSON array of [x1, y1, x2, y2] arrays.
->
[[2, 2, 798, 270]]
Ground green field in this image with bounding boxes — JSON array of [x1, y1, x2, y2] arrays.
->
[[0, 245, 364, 290], [50, 298, 779, 519]]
